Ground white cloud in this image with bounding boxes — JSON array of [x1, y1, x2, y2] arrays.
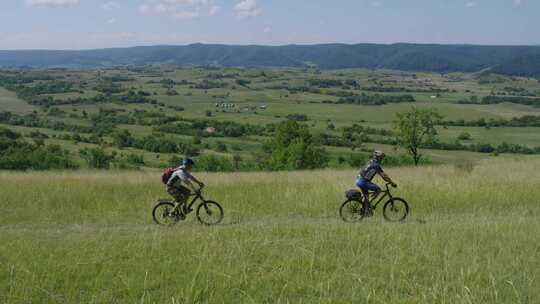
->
[[208, 5, 219, 16], [466, 1, 477, 7], [174, 11, 199, 19], [139, 3, 174, 16], [139, 0, 217, 19], [107, 18, 116, 24], [102, 1, 120, 10], [513, 0, 522, 6], [263, 26, 271, 33], [235, 0, 262, 18], [25, 0, 79, 7]]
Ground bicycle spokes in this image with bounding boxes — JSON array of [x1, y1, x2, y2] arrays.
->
[[196, 201, 224, 225]]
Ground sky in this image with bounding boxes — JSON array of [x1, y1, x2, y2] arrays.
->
[[0, 0, 538, 50]]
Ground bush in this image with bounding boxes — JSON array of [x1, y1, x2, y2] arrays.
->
[[337, 93, 415, 105], [286, 113, 309, 121], [80, 147, 116, 169], [265, 121, 328, 170], [214, 141, 228, 152], [196, 154, 233, 172], [0, 128, 77, 170], [457, 132, 472, 140], [476, 144, 496, 153]]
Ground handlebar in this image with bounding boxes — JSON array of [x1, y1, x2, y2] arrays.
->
[[193, 184, 205, 195], [385, 182, 397, 190]]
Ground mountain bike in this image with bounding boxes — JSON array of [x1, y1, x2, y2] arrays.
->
[[339, 183, 409, 222], [152, 186, 224, 226]]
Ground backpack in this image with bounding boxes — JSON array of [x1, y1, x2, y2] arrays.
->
[[345, 189, 362, 200], [161, 166, 181, 184]]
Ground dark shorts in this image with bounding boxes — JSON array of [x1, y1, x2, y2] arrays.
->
[[167, 185, 191, 203], [356, 177, 381, 195]]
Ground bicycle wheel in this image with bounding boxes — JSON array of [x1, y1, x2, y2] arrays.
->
[[196, 201, 224, 225], [339, 200, 365, 222], [152, 201, 182, 226], [383, 198, 409, 222]]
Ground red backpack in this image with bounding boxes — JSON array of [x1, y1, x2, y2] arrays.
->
[[161, 166, 181, 184]]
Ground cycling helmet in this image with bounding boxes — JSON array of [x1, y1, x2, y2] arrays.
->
[[373, 150, 385, 160], [182, 158, 195, 166]]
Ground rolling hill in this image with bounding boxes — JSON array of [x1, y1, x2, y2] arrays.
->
[[1, 43, 540, 76]]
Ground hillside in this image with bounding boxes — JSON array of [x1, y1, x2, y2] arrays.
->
[[2, 65, 540, 171], [1, 43, 540, 76]]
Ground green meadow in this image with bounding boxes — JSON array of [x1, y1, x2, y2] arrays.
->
[[2, 67, 540, 169], [1, 156, 539, 303]]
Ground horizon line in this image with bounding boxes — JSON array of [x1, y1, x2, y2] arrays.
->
[[1, 42, 540, 52]]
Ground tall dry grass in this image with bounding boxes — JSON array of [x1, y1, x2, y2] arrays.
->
[[1, 156, 539, 303]]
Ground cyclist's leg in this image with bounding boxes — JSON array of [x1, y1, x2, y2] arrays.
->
[[166, 186, 187, 219], [167, 187, 185, 207], [177, 186, 192, 212], [366, 181, 382, 201], [356, 178, 371, 212]]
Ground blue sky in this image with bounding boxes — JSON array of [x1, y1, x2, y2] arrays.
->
[[0, 0, 537, 50]]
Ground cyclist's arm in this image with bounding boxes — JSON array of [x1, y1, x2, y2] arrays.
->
[[178, 171, 200, 190], [188, 174, 204, 187], [379, 172, 396, 186]]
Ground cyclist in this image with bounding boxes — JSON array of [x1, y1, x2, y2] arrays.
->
[[356, 150, 397, 215], [166, 158, 204, 216]]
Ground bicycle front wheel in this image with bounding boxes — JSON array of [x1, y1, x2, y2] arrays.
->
[[383, 198, 409, 222], [196, 201, 224, 225], [339, 200, 365, 222]]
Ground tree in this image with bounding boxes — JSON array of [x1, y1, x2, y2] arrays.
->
[[457, 132, 472, 140], [232, 154, 242, 170], [266, 120, 328, 170], [80, 147, 116, 169], [112, 129, 135, 148], [394, 107, 442, 165]]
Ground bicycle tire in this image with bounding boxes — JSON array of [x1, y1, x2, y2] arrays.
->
[[339, 199, 365, 222], [152, 201, 182, 226], [196, 200, 224, 225], [382, 198, 409, 222]]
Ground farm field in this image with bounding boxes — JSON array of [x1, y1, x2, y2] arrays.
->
[[1, 156, 539, 303], [2, 66, 540, 170]]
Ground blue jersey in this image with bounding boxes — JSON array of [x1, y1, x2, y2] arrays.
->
[[358, 159, 383, 181]]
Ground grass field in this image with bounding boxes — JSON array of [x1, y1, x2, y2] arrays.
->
[[1, 156, 539, 303], [2, 67, 540, 169], [0, 88, 35, 113]]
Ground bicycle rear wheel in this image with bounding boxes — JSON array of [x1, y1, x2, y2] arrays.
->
[[152, 201, 182, 226], [196, 200, 224, 225], [339, 200, 365, 222], [383, 198, 409, 222]]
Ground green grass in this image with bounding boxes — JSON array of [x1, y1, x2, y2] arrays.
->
[[1, 156, 539, 303], [2, 67, 540, 169], [438, 126, 540, 147], [0, 87, 35, 113]]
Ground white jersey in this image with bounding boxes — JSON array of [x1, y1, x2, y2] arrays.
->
[[167, 166, 193, 187]]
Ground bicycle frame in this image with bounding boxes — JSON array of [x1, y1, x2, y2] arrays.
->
[[186, 190, 204, 209], [367, 183, 394, 209], [170, 188, 205, 213]]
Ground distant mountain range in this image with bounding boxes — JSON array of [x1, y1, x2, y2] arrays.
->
[[1, 43, 540, 77]]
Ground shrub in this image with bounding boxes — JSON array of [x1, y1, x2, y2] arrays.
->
[[80, 147, 116, 169], [196, 154, 233, 172], [457, 132, 472, 140], [265, 121, 328, 170], [286, 113, 309, 121]]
